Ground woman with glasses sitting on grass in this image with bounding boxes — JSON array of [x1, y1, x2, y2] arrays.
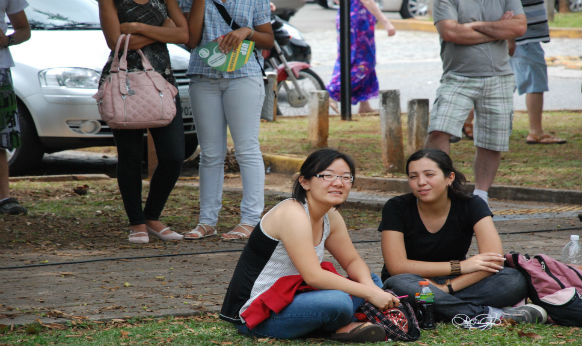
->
[[220, 148, 399, 342]]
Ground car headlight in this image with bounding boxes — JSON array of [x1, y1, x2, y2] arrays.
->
[[39, 68, 100, 89]]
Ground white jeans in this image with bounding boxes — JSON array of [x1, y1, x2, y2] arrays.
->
[[189, 75, 265, 226]]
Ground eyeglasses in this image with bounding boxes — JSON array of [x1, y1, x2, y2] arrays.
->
[[315, 173, 354, 183]]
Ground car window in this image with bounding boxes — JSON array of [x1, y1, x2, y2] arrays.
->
[[9, 0, 101, 30]]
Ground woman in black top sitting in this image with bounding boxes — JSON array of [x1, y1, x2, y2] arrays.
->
[[379, 149, 546, 324]]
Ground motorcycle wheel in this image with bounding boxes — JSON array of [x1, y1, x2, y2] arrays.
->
[[276, 68, 326, 116]]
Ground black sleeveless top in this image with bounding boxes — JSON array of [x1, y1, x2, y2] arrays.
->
[[99, 0, 176, 86]]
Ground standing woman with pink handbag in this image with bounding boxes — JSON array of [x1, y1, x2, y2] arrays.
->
[[181, 0, 273, 241], [97, 0, 188, 244]]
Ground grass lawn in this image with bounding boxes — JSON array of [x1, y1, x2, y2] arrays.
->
[[549, 12, 582, 28], [256, 111, 581, 190], [418, 11, 581, 28], [1, 313, 580, 346]]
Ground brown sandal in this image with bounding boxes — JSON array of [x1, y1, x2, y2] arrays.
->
[[221, 224, 255, 241], [526, 133, 566, 145]]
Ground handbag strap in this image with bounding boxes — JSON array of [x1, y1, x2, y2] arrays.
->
[[211, 0, 266, 77], [109, 34, 127, 73], [113, 34, 166, 94]]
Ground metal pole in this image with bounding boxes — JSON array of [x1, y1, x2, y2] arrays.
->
[[339, 0, 351, 120]]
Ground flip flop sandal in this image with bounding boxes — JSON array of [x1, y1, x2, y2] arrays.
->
[[0, 198, 27, 215], [526, 134, 567, 145], [184, 224, 217, 240], [330, 323, 386, 342], [221, 224, 254, 241]]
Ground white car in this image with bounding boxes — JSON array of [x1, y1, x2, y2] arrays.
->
[[8, 0, 197, 174], [317, 0, 429, 18]]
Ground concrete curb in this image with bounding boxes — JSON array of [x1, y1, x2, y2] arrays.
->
[[263, 154, 582, 205], [388, 19, 582, 39], [9, 174, 112, 182]]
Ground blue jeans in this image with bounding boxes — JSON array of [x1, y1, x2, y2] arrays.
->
[[383, 267, 527, 321], [189, 76, 265, 226], [236, 274, 383, 339]]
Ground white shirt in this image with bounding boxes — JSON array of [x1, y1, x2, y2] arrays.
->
[[0, 0, 28, 68]]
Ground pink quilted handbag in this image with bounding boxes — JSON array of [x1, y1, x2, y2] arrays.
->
[[93, 34, 178, 129]]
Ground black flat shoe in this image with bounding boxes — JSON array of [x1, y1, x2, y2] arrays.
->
[[330, 323, 386, 342]]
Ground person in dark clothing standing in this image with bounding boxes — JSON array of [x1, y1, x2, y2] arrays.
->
[[97, 0, 188, 243]]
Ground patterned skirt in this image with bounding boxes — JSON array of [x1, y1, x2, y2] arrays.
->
[[0, 68, 20, 150]]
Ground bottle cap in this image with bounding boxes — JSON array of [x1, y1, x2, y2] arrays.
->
[[571, 235, 580, 241], [419, 280, 429, 285]]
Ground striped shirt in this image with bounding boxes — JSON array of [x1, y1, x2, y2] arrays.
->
[[516, 0, 550, 45], [181, 0, 270, 78]]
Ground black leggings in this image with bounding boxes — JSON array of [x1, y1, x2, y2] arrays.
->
[[112, 101, 185, 226]]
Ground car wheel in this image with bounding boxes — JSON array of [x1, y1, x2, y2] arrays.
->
[[317, 0, 338, 10], [8, 102, 45, 175], [184, 133, 198, 160], [399, 0, 429, 19]]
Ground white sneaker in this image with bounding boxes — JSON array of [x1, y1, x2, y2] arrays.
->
[[502, 304, 547, 324]]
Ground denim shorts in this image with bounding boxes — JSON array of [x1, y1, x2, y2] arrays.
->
[[429, 73, 514, 152], [510, 42, 549, 95]]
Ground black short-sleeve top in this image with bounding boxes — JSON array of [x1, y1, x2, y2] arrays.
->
[[378, 193, 492, 281]]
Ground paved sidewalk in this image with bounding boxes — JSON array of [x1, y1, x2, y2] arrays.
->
[[1, 173, 580, 326]]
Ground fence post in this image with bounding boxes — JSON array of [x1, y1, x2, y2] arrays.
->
[[379, 90, 404, 173], [546, 0, 555, 21], [307, 90, 329, 148], [407, 99, 429, 156], [261, 72, 278, 122]]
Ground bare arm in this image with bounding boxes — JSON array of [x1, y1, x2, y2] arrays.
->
[[118, 0, 188, 44], [382, 216, 505, 292], [359, 0, 395, 36], [325, 210, 377, 288], [98, 0, 187, 51], [436, 19, 496, 45], [265, 202, 399, 310], [0, 10, 31, 48], [431, 217, 504, 293], [186, 0, 204, 48], [469, 14, 526, 41], [217, 21, 273, 53]]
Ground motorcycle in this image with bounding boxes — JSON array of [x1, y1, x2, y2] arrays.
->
[[263, 15, 326, 116]]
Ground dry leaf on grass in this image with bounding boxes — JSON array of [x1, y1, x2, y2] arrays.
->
[[517, 330, 542, 340]]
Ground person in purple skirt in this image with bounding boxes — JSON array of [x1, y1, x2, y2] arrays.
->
[[326, 0, 395, 114]]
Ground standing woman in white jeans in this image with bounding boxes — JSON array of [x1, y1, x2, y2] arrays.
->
[[182, 0, 273, 240]]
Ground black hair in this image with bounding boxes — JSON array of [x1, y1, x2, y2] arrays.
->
[[291, 148, 356, 204], [406, 149, 471, 200]]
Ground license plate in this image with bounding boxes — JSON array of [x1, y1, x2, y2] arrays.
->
[[181, 102, 193, 118]]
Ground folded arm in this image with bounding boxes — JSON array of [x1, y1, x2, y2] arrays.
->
[[469, 13, 526, 41], [436, 13, 526, 45], [382, 216, 505, 293], [98, 0, 188, 50]]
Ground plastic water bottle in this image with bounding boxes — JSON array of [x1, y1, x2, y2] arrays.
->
[[415, 280, 435, 329], [561, 234, 581, 265]]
